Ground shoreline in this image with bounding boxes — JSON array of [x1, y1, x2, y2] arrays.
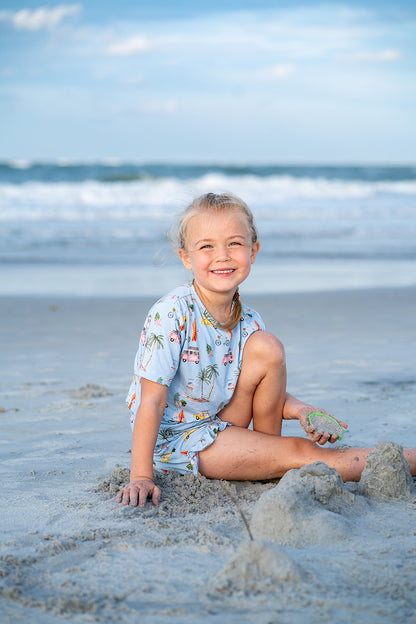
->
[[2, 259, 416, 298], [0, 282, 415, 301]]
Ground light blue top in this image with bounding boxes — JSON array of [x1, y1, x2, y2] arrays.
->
[[126, 282, 265, 474]]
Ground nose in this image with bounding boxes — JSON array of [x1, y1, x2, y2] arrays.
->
[[215, 244, 231, 261]]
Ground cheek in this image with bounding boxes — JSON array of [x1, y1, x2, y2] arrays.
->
[[239, 249, 255, 265], [195, 257, 211, 272], [184, 254, 206, 274]]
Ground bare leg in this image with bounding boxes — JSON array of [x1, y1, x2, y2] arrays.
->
[[218, 330, 330, 443], [198, 426, 416, 481], [199, 330, 416, 481], [218, 331, 287, 434]]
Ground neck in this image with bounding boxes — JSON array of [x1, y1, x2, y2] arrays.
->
[[193, 281, 235, 325]]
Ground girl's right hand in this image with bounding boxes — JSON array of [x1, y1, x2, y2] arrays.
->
[[116, 478, 161, 508]]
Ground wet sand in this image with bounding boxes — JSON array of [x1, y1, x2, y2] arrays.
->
[[1, 287, 416, 623]]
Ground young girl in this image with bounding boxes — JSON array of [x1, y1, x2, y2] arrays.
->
[[117, 192, 416, 508]]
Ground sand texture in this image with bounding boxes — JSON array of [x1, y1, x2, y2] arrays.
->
[[1, 288, 416, 623], [358, 441, 414, 501], [308, 412, 347, 439]]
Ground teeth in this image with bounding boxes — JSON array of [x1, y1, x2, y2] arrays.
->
[[213, 269, 234, 274]]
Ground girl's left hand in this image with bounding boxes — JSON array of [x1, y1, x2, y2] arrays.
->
[[298, 405, 348, 445]]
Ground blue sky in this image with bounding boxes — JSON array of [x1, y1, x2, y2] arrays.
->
[[1, 0, 415, 163]]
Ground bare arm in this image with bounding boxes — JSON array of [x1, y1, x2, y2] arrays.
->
[[282, 392, 348, 445], [282, 392, 314, 420], [116, 378, 168, 507]]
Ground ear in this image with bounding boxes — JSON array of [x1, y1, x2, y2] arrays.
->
[[178, 248, 193, 271], [250, 241, 260, 264]]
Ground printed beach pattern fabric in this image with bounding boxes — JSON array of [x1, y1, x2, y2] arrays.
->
[[126, 282, 265, 475]]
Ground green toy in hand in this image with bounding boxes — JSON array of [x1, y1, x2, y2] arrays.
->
[[308, 412, 347, 441]]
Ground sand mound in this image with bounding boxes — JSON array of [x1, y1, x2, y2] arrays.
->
[[250, 447, 415, 548], [97, 466, 131, 493], [358, 441, 414, 501], [97, 466, 276, 518], [209, 540, 303, 596], [250, 462, 358, 547]]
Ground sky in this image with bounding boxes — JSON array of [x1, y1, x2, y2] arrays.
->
[[1, 0, 415, 163]]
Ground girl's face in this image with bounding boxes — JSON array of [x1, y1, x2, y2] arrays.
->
[[178, 209, 260, 300]]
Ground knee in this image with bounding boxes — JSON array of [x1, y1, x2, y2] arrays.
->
[[244, 331, 286, 371]]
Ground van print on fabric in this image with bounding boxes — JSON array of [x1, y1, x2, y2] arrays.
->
[[126, 282, 265, 475]]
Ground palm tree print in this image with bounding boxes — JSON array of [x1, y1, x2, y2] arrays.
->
[[197, 368, 212, 400], [159, 427, 175, 441], [187, 364, 220, 403], [206, 364, 219, 400], [143, 333, 164, 369]]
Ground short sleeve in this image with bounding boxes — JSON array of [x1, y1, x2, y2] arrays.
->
[[242, 304, 266, 333], [137, 297, 186, 385], [126, 296, 186, 418]]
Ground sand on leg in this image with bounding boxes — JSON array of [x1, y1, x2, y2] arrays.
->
[[199, 422, 416, 482], [198, 426, 376, 481]]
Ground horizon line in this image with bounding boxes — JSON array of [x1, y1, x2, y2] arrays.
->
[[1, 159, 416, 169]]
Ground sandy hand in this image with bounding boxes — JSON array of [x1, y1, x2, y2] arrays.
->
[[116, 478, 161, 508], [299, 407, 348, 445]]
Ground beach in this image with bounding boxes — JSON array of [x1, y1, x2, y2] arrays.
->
[[3, 0, 416, 617], [1, 286, 416, 623]]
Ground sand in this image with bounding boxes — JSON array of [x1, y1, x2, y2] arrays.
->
[[1, 287, 416, 623]]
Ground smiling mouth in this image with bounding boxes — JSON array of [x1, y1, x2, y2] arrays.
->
[[211, 269, 235, 275]]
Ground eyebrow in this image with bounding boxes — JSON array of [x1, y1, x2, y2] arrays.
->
[[194, 234, 247, 246]]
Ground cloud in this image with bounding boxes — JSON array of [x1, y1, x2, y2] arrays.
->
[[0, 5, 82, 30], [111, 100, 177, 115], [352, 49, 402, 62], [106, 36, 151, 56], [261, 64, 295, 79], [141, 101, 176, 114]]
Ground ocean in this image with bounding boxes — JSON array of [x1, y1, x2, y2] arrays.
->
[[1, 161, 415, 297]]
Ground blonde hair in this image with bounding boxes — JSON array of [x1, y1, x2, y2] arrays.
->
[[171, 192, 258, 331]]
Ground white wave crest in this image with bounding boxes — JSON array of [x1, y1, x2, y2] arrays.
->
[[0, 174, 415, 222]]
